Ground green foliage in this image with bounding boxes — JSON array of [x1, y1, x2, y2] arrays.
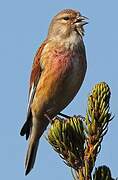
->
[[47, 82, 115, 180], [48, 116, 85, 169], [93, 166, 114, 180]]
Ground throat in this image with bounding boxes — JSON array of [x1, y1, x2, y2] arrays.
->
[[57, 32, 82, 51]]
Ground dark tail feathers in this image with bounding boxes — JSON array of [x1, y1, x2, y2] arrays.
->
[[25, 138, 39, 175]]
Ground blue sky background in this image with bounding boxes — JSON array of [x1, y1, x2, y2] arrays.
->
[[0, 0, 118, 179]]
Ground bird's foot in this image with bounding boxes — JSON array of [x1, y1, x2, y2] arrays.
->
[[44, 112, 71, 124]]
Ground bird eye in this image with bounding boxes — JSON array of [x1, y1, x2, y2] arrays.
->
[[63, 16, 70, 20]]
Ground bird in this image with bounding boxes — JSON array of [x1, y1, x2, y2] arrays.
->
[[20, 9, 88, 175]]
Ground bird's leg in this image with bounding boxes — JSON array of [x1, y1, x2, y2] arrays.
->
[[58, 112, 71, 119], [44, 113, 59, 124], [44, 113, 52, 122], [44, 112, 71, 123]]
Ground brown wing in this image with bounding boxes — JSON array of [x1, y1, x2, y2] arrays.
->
[[29, 40, 47, 93], [20, 40, 47, 139]]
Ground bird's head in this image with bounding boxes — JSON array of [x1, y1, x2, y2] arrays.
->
[[48, 9, 88, 40]]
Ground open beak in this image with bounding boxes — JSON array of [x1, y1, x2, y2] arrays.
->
[[74, 15, 89, 26], [74, 15, 88, 36]]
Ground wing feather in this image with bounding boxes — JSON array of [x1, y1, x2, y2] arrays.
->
[[20, 40, 47, 139]]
